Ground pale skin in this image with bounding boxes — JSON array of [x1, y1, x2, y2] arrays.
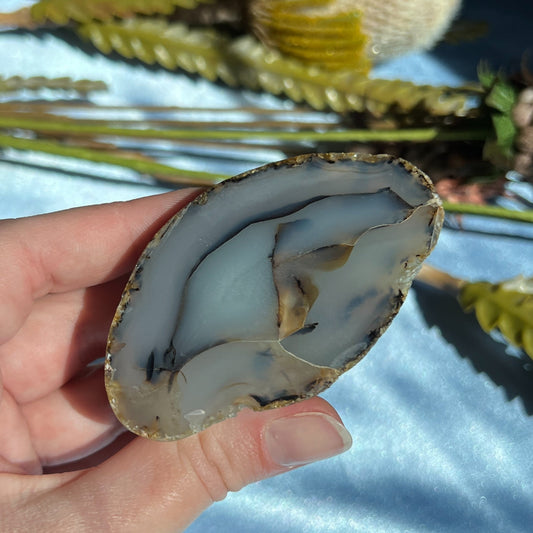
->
[[0, 190, 351, 532]]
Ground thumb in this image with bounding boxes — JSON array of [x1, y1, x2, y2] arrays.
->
[[21, 397, 351, 532]]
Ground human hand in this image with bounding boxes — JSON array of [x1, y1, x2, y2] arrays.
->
[[0, 190, 352, 532]]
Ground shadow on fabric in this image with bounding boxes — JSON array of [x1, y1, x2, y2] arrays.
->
[[412, 281, 533, 416]]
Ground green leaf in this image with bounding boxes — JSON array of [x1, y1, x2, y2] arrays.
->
[[478, 63, 517, 115], [477, 62, 496, 89], [30, 0, 211, 25], [478, 64, 519, 168], [491, 113, 517, 162], [485, 77, 517, 114], [459, 277, 533, 359]]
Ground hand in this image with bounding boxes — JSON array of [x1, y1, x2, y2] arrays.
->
[[0, 190, 352, 532]]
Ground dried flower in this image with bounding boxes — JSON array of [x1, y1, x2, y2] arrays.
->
[[249, 0, 462, 68], [513, 87, 533, 178]]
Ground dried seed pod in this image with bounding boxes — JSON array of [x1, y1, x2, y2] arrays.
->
[[106, 153, 443, 440]]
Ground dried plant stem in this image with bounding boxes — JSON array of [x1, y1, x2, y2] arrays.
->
[[0, 102, 337, 116], [0, 8, 36, 29], [0, 116, 489, 143], [0, 134, 222, 185], [441, 201, 533, 224], [1, 130, 532, 224], [416, 264, 464, 296], [0, 110, 340, 131]]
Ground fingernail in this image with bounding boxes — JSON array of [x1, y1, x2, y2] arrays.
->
[[264, 412, 352, 467]]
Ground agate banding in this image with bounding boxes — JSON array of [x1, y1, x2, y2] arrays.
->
[[106, 153, 443, 440]]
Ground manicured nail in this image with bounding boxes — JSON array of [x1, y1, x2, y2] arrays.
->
[[264, 412, 352, 467]]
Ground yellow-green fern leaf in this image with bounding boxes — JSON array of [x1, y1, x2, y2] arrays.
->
[[77, 19, 471, 116], [459, 276, 533, 359], [77, 20, 235, 84], [226, 36, 471, 115], [0, 75, 107, 93], [30, 0, 212, 26]]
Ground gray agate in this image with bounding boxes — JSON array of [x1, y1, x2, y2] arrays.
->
[[105, 153, 443, 440]]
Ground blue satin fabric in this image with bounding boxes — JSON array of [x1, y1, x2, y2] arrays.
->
[[1, 1, 532, 532]]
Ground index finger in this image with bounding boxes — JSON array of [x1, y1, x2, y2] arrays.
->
[[0, 189, 200, 343]]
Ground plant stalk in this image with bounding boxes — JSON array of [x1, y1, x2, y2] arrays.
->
[[0, 116, 489, 143], [442, 201, 533, 224], [1, 131, 531, 224], [0, 8, 36, 29], [0, 134, 223, 185], [416, 264, 464, 296]]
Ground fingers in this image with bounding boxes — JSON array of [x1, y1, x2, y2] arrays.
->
[[0, 189, 200, 344], [0, 277, 126, 404], [20, 367, 124, 468], [10, 398, 351, 532], [0, 387, 41, 475]]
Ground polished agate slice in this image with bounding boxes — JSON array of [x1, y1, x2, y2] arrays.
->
[[105, 153, 443, 440]]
